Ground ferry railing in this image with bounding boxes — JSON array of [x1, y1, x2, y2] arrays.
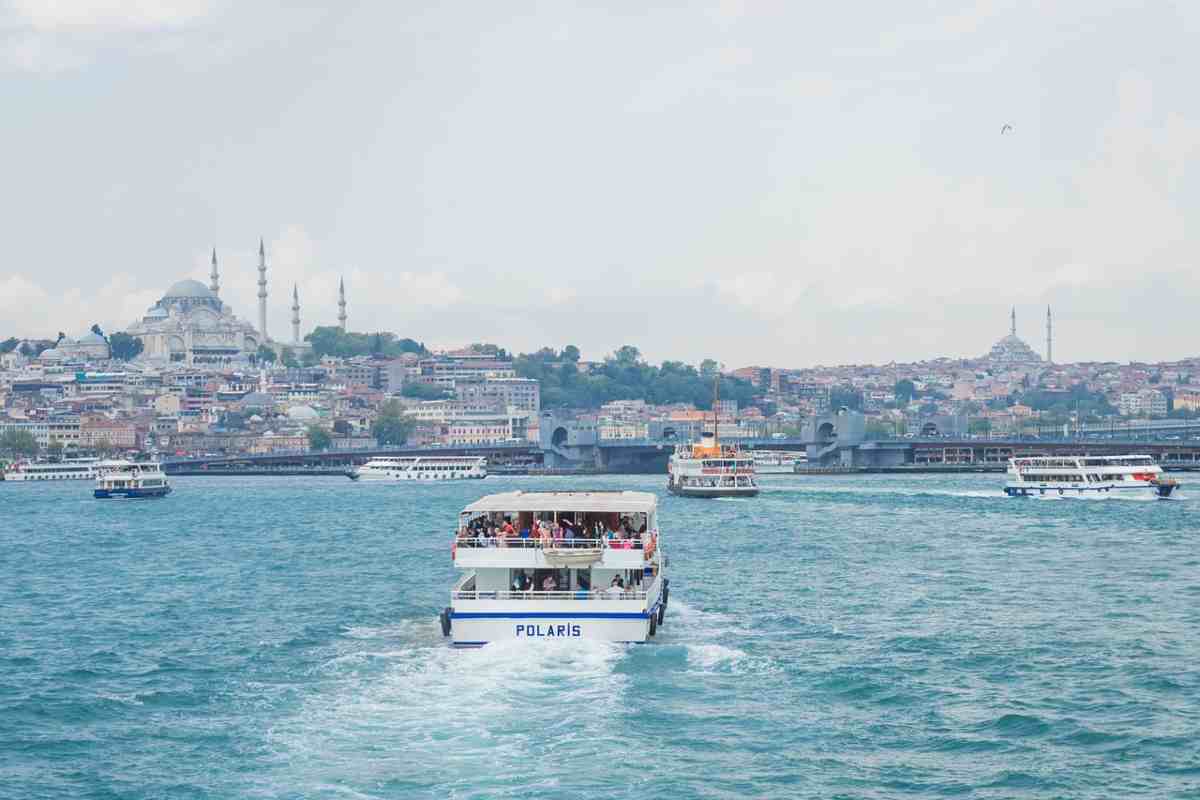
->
[[452, 536, 648, 551], [452, 589, 649, 601]]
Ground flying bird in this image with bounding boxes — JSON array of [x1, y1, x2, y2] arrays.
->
[[1000, 124, 1014, 134]]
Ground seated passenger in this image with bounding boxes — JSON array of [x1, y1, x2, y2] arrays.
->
[[542, 574, 558, 591]]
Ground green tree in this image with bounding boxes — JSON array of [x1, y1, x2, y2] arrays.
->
[[560, 344, 580, 362], [256, 345, 276, 364], [865, 419, 894, 439], [109, 332, 144, 361], [968, 418, 993, 435], [829, 385, 863, 411], [333, 419, 352, 435], [0, 337, 18, 354], [301, 349, 320, 367], [281, 347, 299, 368], [222, 411, 246, 430], [894, 379, 916, 404], [400, 383, 446, 400], [307, 425, 332, 451], [612, 345, 641, 365], [46, 440, 65, 460], [90, 323, 105, 338], [1, 429, 38, 456], [372, 400, 414, 446], [306, 326, 429, 359]]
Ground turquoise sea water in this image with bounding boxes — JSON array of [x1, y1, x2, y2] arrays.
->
[[2, 474, 1199, 799]]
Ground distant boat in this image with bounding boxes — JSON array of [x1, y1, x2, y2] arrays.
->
[[666, 377, 759, 498], [3, 458, 102, 482], [349, 456, 487, 481], [752, 450, 806, 474], [94, 460, 172, 499], [1004, 455, 1179, 498]]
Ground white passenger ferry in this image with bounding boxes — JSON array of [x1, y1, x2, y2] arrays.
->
[[442, 491, 668, 647], [94, 460, 172, 499], [3, 458, 102, 482], [668, 433, 759, 497], [1005, 455, 1179, 498], [350, 455, 487, 481], [752, 450, 806, 474]]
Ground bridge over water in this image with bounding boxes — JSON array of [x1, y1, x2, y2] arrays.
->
[[163, 431, 1200, 476]]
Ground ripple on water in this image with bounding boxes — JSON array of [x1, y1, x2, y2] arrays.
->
[[3, 473, 1199, 798]]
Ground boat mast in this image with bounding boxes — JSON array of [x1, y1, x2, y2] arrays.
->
[[713, 373, 720, 449]]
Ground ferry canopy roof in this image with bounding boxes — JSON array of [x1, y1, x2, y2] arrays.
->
[[462, 491, 657, 515]]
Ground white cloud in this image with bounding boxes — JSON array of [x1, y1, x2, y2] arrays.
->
[[7, 0, 215, 31]]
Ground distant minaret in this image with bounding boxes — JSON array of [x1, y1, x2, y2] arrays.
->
[[209, 248, 220, 296], [1046, 305, 1053, 364], [1011, 306, 1017, 337], [337, 277, 347, 331], [291, 284, 301, 346], [257, 238, 268, 341]]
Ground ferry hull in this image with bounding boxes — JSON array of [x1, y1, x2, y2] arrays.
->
[[449, 606, 662, 647], [1004, 483, 1177, 498], [667, 483, 760, 498], [353, 473, 486, 482], [94, 486, 172, 499]]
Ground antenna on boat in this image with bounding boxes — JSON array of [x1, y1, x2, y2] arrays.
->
[[713, 370, 720, 449]]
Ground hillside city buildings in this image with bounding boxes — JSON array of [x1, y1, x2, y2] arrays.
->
[[3, 305, 1200, 460]]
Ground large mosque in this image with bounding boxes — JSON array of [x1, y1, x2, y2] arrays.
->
[[126, 241, 347, 365], [981, 307, 1048, 366]]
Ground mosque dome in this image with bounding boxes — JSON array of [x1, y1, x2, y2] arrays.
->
[[164, 279, 217, 299], [76, 332, 107, 345], [39, 348, 64, 360]]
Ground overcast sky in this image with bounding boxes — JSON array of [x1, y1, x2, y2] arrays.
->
[[2, 1, 1198, 367]]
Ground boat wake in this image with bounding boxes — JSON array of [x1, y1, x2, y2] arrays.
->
[[257, 626, 630, 796]]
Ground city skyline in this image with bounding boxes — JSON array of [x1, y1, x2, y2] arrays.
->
[[2, 2, 1199, 365]]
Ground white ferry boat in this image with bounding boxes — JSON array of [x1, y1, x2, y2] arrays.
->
[[94, 460, 172, 499], [350, 455, 487, 481], [752, 450, 805, 474], [1004, 455, 1179, 498], [442, 491, 668, 647], [3, 458, 102, 482]]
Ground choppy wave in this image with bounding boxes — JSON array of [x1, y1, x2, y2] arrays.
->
[[4, 473, 1199, 798]]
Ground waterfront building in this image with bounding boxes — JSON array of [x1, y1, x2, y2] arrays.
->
[[1119, 389, 1168, 417], [453, 377, 540, 413]]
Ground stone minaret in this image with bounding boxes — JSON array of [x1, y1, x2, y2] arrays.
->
[[338, 277, 347, 331], [209, 248, 220, 297], [257, 238, 268, 341], [1010, 306, 1016, 337], [291, 284, 301, 345], [1046, 305, 1053, 364]]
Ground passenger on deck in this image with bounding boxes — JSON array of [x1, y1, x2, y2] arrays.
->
[[563, 524, 575, 547], [542, 573, 558, 591]]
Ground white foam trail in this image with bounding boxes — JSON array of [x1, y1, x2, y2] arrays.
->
[[686, 643, 746, 670], [261, 635, 630, 794]]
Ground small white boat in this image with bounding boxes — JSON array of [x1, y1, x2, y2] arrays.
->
[[442, 490, 668, 647], [94, 460, 172, 499], [350, 455, 487, 481], [752, 450, 805, 474], [1004, 455, 1179, 498], [3, 458, 102, 482]]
